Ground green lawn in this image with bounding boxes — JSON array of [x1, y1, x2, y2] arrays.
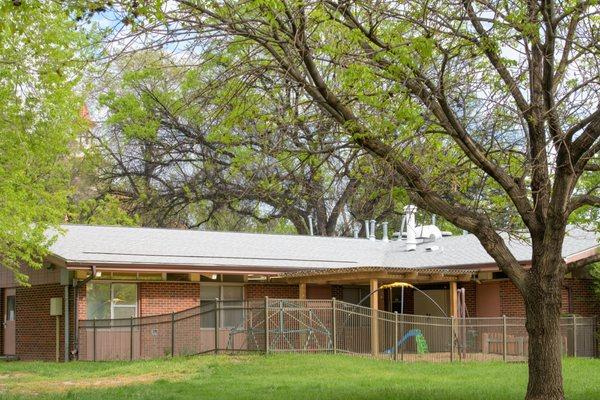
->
[[0, 354, 598, 399]]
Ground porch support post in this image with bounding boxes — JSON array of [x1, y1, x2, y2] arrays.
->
[[449, 281, 458, 318], [299, 283, 307, 300], [298, 283, 307, 348], [370, 278, 379, 357]]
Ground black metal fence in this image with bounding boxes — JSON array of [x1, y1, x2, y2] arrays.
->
[[77, 298, 598, 362]]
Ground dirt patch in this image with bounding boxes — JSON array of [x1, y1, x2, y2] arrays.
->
[[1, 371, 190, 395]]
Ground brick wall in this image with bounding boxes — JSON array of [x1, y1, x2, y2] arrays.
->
[[460, 281, 477, 317], [245, 284, 299, 299], [139, 282, 200, 316], [15, 283, 74, 361], [566, 279, 600, 316], [332, 285, 343, 300], [497, 278, 600, 317], [307, 284, 332, 299]]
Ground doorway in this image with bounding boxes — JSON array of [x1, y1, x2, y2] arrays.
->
[[3, 288, 16, 355]]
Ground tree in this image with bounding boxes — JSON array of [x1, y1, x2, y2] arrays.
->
[[90, 52, 407, 234], [0, 1, 89, 284], [86, 1, 599, 397]]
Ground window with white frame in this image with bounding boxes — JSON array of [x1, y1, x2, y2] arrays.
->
[[200, 284, 244, 328], [87, 282, 137, 320]]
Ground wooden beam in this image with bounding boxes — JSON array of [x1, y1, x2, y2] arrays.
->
[[370, 278, 379, 357], [405, 271, 419, 280], [282, 270, 470, 285], [449, 281, 458, 318], [299, 283, 307, 300], [283, 271, 389, 285], [478, 271, 493, 281]]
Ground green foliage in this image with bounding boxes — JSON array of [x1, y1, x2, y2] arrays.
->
[[0, 1, 88, 284], [590, 263, 600, 300], [67, 195, 139, 226]]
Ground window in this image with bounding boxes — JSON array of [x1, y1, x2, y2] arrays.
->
[[87, 282, 137, 320], [342, 286, 371, 305], [5, 295, 15, 321], [200, 285, 244, 328]]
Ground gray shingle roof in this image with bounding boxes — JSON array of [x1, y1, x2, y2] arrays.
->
[[49, 224, 598, 272]]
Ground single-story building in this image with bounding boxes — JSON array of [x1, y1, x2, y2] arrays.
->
[[1, 218, 598, 361]]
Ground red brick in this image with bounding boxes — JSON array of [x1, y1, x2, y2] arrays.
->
[[15, 284, 75, 361], [139, 282, 200, 316], [245, 284, 299, 299]]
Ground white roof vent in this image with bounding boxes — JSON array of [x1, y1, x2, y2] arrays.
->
[[425, 245, 441, 252], [416, 225, 442, 241]]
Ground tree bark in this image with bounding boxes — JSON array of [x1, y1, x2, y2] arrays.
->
[[524, 259, 565, 400]]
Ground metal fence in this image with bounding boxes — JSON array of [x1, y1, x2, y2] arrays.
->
[[77, 298, 598, 362]]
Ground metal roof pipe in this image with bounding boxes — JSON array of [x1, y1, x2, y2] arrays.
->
[[308, 215, 314, 236], [404, 205, 418, 251], [369, 219, 376, 241], [432, 214, 437, 226], [382, 222, 389, 243], [364, 220, 370, 239], [353, 226, 360, 239]]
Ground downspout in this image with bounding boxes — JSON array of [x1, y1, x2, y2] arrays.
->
[[64, 285, 69, 362]]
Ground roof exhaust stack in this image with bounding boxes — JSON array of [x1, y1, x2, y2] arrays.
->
[[364, 220, 370, 239], [404, 205, 418, 251], [369, 219, 376, 241], [382, 221, 389, 243], [432, 214, 437, 226], [353, 225, 360, 239], [308, 215, 314, 236]]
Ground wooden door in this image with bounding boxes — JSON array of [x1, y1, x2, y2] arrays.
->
[[3, 288, 16, 355]]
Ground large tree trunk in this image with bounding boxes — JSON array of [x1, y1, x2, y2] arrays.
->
[[524, 251, 565, 400]]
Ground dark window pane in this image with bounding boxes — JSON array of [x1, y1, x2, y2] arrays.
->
[[87, 283, 111, 319], [6, 296, 15, 321]]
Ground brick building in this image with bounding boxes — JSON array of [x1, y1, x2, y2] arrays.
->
[[1, 223, 598, 361]]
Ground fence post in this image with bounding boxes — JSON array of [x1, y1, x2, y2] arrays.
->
[[450, 316, 455, 362], [214, 298, 220, 354], [130, 316, 134, 361], [171, 312, 175, 357], [394, 312, 398, 362], [93, 318, 97, 362], [573, 314, 577, 358], [332, 298, 337, 354], [594, 316, 598, 359], [264, 296, 269, 354], [502, 315, 507, 362]]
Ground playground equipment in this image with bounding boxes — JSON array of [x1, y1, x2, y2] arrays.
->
[[384, 329, 429, 355], [225, 299, 333, 351]]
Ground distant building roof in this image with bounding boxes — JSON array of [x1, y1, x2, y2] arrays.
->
[[47, 224, 598, 273]]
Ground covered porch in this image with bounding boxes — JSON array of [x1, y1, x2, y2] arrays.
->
[[276, 267, 476, 356], [277, 267, 475, 317]]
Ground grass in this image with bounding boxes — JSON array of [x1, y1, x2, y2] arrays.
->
[[0, 354, 599, 399]]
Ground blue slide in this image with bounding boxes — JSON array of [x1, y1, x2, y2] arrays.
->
[[384, 329, 427, 354]]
